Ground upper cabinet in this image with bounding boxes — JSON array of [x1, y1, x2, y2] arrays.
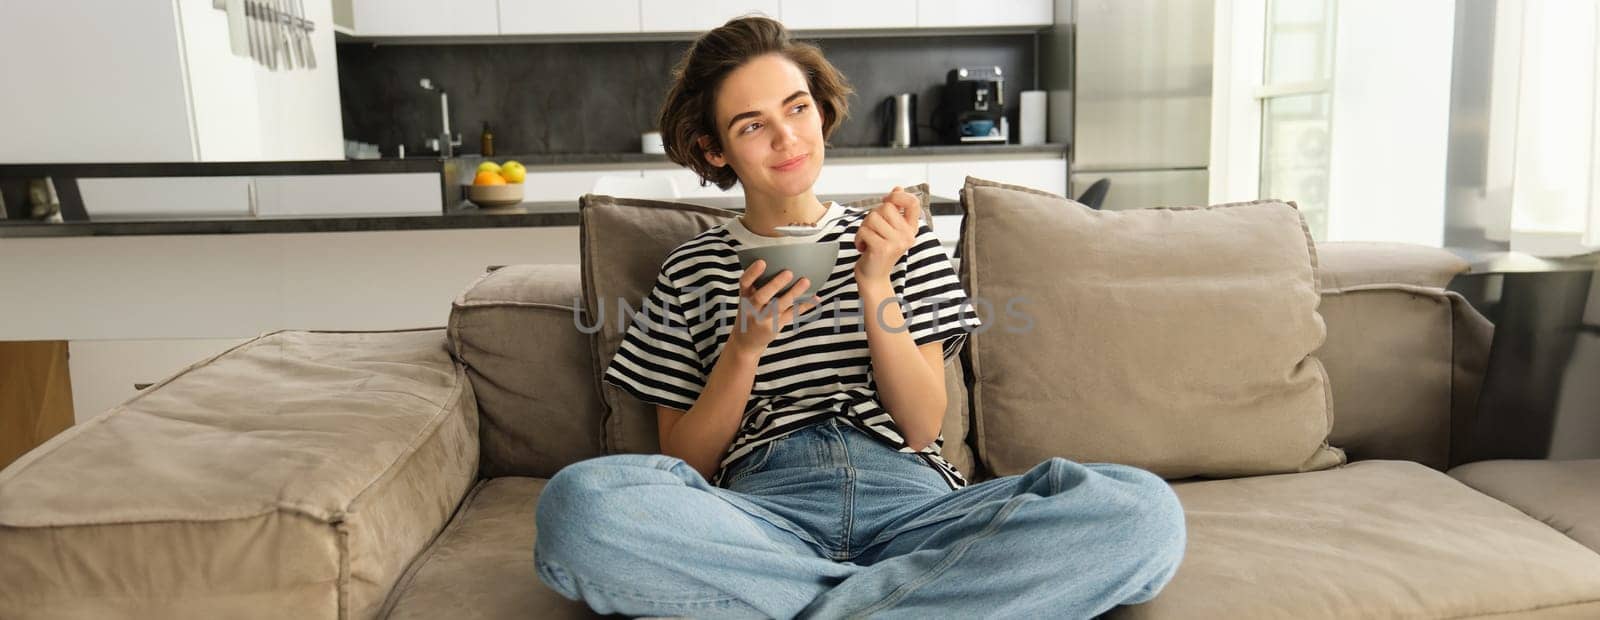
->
[[638, 1, 779, 33], [353, 0, 498, 36], [916, 0, 1053, 28], [349, 0, 1048, 38], [779, 0, 917, 30], [500, 0, 641, 35], [0, 0, 343, 163]]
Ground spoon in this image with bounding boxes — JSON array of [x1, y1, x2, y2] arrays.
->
[[772, 215, 846, 237], [770, 207, 903, 237]]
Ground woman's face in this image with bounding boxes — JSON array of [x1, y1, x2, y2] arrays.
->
[[705, 53, 825, 198]]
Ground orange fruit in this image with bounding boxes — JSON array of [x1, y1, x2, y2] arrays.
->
[[473, 170, 507, 186]]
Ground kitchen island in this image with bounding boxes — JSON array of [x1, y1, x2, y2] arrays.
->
[[0, 194, 963, 239], [0, 143, 1063, 238]]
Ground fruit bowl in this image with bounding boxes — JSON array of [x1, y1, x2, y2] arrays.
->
[[466, 183, 524, 208]]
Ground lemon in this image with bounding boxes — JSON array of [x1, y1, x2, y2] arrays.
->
[[501, 161, 526, 183], [476, 161, 501, 174]]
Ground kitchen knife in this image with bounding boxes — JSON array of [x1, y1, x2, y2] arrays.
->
[[299, 0, 316, 69], [225, 0, 248, 58]]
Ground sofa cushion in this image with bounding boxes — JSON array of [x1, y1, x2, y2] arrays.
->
[[1450, 459, 1600, 554], [0, 329, 479, 620], [578, 186, 978, 481], [579, 193, 734, 456], [381, 477, 598, 619], [958, 176, 1343, 480], [1111, 460, 1600, 619], [449, 263, 606, 478]]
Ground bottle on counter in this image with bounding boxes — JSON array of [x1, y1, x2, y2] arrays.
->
[[480, 122, 495, 157]]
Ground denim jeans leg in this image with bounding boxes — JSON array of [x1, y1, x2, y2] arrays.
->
[[796, 458, 1187, 620], [533, 453, 859, 619]]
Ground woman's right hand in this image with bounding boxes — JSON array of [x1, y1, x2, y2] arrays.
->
[[727, 259, 818, 357]]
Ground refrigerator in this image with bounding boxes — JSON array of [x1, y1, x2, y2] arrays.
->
[[1043, 0, 1214, 211]]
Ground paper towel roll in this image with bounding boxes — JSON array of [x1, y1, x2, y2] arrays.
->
[[1020, 90, 1047, 146]]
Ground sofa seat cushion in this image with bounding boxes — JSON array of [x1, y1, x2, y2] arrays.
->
[[0, 329, 480, 620], [1450, 459, 1600, 554], [1112, 460, 1600, 619], [382, 477, 598, 619]]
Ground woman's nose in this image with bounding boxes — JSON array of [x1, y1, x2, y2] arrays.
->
[[771, 120, 799, 147]]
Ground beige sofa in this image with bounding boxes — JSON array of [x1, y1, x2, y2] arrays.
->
[[3, 237, 1600, 617]]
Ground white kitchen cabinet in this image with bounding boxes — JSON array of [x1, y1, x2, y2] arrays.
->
[[523, 170, 645, 202], [931, 214, 962, 258], [779, 0, 917, 30], [640, 0, 780, 33], [811, 162, 928, 195], [353, 0, 498, 36], [253, 173, 443, 217], [77, 177, 257, 220], [499, 0, 641, 34], [916, 0, 1052, 28], [926, 158, 1067, 201], [641, 168, 741, 199], [0, 0, 342, 163]]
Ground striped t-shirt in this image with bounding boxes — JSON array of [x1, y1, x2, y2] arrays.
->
[[601, 200, 984, 490]]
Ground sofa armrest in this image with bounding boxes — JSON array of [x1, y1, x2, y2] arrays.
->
[[1313, 242, 1492, 470], [1316, 241, 1470, 290], [449, 264, 606, 478], [0, 328, 479, 620]]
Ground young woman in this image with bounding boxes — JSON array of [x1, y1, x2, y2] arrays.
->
[[534, 16, 1185, 619]]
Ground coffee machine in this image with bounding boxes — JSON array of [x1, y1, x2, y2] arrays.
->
[[933, 66, 1008, 144]]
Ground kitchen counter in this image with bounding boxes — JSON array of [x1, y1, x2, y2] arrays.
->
[[0, 143, 1061, 231], [0, 194, 963, 238], [471, 143, 1067, 167], [0, 158, 444, 179], [0, 143, 1062, 178]]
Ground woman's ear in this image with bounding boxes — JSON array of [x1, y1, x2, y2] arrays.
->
[[698, 135, 727, 168]]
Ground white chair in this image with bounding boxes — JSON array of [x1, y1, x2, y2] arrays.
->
[[590, 175, 680, 199]]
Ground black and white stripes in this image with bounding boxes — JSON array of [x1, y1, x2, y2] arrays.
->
[[603, 201, 984, 490]]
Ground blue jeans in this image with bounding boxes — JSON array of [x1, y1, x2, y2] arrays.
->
[[533, 416, 1185, 619]]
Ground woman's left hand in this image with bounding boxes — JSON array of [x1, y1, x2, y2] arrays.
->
[[854, 186, 923, 288]]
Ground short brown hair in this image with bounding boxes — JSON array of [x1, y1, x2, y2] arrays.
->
[[658, 16, 854, 191]]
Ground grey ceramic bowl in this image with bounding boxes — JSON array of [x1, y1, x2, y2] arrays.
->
[[736, 242, 839, 298]]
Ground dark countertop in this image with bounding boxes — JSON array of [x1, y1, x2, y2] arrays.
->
[[0, 194, 963, 238], [470, 143, 1066, 166], [0, 158, 444, 178], [0, 143, 1061, 237], [0, 143, 1064, 178]]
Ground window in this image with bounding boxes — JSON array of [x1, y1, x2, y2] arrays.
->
[[1258, 0, 1336, 240]]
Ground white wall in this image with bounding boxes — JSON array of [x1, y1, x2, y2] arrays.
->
[[0, 1, 198, 162], [1324, 0, 1455, 246], [0, 227, 581, 342], [1208, 0, 1265, 205], [68, 338, 250, 424]]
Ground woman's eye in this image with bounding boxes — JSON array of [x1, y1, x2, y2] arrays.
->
[[741, 122, 762, 135], [791, 103, 809, 114]]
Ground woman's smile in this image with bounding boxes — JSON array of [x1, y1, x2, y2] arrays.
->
[[772, 153, 809, 172]]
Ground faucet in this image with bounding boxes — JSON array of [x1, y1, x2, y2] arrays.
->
[[419, 78, 462, 157]]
